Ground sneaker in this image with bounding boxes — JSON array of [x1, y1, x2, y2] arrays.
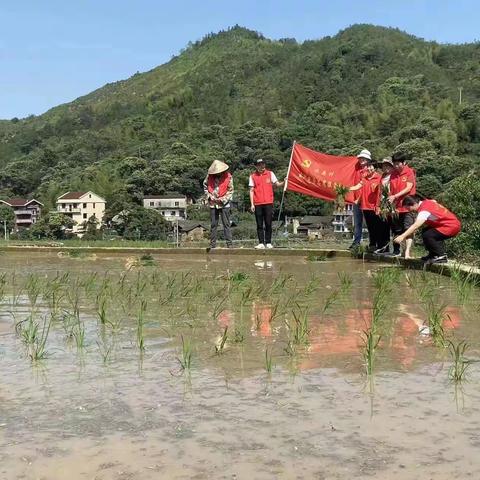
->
[[374, 245, 389, 255], [421, 254, 433, 262], [266, 243, 273, 249], [254, 243, 265, 249], [348, 243, 360, 250], [426, 255, 448, 265]]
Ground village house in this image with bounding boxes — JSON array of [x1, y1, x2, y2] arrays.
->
[[0, 198, 43, 231], [177, 220, 209, 241], [56, 191, 106, 235], [294, 215, 333, 239], [143, 193, 188, 221]]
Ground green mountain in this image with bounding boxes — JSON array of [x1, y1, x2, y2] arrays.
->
[[1, 24, 479, 220]]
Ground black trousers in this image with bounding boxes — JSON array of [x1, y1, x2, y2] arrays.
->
[[363, 210, 382, 248], [376, 217, 391, 251], [254, 204, 273, 244], [390, 213, 406, 254], [422, 227, 450, 257]]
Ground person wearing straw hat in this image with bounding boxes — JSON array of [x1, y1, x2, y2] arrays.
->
[[203, 160, 234, 249], [349, 149, 371, 249], [249, 159, 284, 249]]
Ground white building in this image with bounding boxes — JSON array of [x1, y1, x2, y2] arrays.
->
[[57, 191, 106, 235], [143, 194, 187, 221], [332, 204, 353, 233]]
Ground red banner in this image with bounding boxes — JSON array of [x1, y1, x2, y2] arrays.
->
[[286, 143, 358, 202]]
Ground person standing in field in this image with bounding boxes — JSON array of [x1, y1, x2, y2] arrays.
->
[[394, 195, 461, 264], [349, 159, 382, 252], [204, 160, 234, 249], [349, 149, 371, 249], [249, 159, 284, 249], [386, 152, 416, 258], [374, 158, 395, 254]]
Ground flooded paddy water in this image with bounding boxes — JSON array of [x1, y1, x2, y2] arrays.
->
[[0, 250, 479, 479]]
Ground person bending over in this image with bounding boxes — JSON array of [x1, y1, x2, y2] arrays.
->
[[393, 195, 461, 264]]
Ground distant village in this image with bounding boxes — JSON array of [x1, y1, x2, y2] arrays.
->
[[0, 192, 354, 241]]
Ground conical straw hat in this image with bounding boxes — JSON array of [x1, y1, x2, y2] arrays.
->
[[208, 160, 229, 175]]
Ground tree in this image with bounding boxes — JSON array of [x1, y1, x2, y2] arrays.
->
[[113, 207, 171, 241], [0, 205, 16, 234], [29, 213, 75, 240]]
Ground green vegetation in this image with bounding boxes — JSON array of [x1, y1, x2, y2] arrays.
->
[[0, 25, 479, 255], [447, 339, 475, 383]]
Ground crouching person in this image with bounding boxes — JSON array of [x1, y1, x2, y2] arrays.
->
[[393, 195, 461, 264], [204, 160, 234, 249]]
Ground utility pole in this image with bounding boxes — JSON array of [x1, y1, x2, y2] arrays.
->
[[3, 220, 7, 241], [459, 87, 463, 105]]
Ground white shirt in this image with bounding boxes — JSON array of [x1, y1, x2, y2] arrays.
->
[[248, 171, 278, 188]]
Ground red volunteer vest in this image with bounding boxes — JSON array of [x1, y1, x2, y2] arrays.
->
[[419, 200, 461, 237], [251, 170, 274, 206], [208, 172, 231, 197], [360, 172, 381, 210], [353, 165, 368, 202], [390, 165, 416, 213]]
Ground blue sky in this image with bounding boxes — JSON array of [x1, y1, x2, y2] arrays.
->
[[1, 0, 478, 119]]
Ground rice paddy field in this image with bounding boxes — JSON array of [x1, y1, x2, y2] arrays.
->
[[1, 250, 480, 479]]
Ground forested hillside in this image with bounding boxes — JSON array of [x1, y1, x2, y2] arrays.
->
[[1, 24, 479, 252]]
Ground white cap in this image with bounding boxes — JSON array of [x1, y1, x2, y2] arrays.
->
[[357, 149, 372, 161]]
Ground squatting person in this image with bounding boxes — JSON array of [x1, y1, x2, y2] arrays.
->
[[249, 159, 284, 249], [393, 195, 461, 264], [204, 160, 234, 249]]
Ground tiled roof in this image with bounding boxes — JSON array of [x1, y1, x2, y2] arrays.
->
[[58, 191, 88, 200], [1, 198, 43, 207], [144, 193, 185, 200]]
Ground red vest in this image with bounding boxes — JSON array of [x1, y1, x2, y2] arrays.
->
[[360, 172, 381, 210], [208, 172, 231, 197], [390, 165, 416, 213], [419, 200, 461, 236], [353, 165, 368, 202], [251, 170, 274, 205]]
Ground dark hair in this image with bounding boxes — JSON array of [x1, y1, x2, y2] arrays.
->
[[403, 195, 421, 207], [392, 152, 410, 163]]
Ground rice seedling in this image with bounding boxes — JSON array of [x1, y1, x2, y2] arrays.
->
[[97, 298, 108, 325], [139, 254, 155, 266], [229, 271, 249, 283], [73, 318, 86, 350], [447, 339, 476, 383], [215, 326, 229, 354], [239, 284, 256, 306], [211, 296, 227, 321], [231, 327, 245, 344], [25, 274, 41, 308], [303, 274, 320, 296], [265, 346, 274, 373], [136, 300, 147, 351], [338, 271, 352, 294], [270, 274, 293, 295], [322, 288, 340, 314], [268, 299, 283, 323], [289, 307, 310, 345], [423, 299, 447, 345], [362, 326, 381, 376], [178, 335, 192, 370], [450, 265, 478, 304], [20, 314, 51, 362], [306, 252, 327, 262], [97, 339, 114, 365]]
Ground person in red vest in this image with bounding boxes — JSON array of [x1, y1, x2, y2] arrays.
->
[[203, 160, 234, 249], [349, 159, 382, 252], [350, 149, 371, 249], [386, 152, 416, 258], [249, 159, 284, 249], [394, 195, 461, 264]]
